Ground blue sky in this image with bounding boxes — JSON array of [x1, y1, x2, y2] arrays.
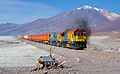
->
[[0, 0, 119, 24]]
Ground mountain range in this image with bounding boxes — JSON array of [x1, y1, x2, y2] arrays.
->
[[0, 5, 119, 36]]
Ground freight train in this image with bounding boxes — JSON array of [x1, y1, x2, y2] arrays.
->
[[20, 28, 87, 49]]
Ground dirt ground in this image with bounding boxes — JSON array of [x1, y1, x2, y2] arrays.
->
[[0, 36, 120, 74], [0, 36, 51, 67]]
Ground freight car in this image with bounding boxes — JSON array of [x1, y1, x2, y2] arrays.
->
[[20, 28, 87, 49]]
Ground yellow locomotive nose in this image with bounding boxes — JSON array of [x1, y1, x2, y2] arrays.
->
[[77, 37, 80, 41]]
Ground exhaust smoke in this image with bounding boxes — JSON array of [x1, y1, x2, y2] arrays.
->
[[65, 15, 91, 43]]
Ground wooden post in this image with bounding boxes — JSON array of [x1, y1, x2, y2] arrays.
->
[[50, 47, 52, 58]]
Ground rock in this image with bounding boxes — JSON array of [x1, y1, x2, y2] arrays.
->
[[118, 48, 120, 53], [91, 60, 94, 63]]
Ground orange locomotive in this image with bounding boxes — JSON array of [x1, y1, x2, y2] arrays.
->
[[20, 28, 87, 49]]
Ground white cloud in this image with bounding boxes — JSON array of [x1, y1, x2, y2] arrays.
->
[[0, 0, 60, 24]]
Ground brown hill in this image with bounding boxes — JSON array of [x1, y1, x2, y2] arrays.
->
[[92, 19, 120, 33], [99, 9, 120, 21]]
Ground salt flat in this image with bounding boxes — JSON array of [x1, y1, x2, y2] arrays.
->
[[0, 36, 50, 67], [89, 36, 109, 44]]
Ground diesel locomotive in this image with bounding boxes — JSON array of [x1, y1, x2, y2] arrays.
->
[[20, 28, 87, 49]]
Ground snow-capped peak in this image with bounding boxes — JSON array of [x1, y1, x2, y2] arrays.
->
[[77, 5, 100, 11], [94, 7, 99, 11], [82, 5, 92, 9], [77, 5, 92, 10], [77, 7, 81, 10]]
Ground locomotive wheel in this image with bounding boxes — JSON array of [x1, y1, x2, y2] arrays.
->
[[62, 43, 66, 48], [68, 44, 72, 49], [48, 41, 50, 45], [80, 47, 84, 50], [84, 44, 87, 48], [59, 43, 62, 47], [52, 42, 56, 46], [51, 43, 53, 46], [57, 43, 60, 47]]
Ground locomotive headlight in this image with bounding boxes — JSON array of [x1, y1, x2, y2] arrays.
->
[[84, 36, 86, 39]]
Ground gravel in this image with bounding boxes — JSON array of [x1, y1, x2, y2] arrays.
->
[[88, 36, 120, 52], [1, 36, 120, 74]]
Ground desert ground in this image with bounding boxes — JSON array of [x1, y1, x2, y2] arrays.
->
[[0, 33, 120, 74]]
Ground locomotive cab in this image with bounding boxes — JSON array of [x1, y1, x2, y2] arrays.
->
[[64, 29, 87, 49], [72, 29, 87, 49], [73, 29, 86, 42]]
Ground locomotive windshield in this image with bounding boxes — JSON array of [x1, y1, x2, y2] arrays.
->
[[81, 33, 84, 36], [74, 32, 84, 36], [78, 33, 80, 36], [74, 33, 76, 36]]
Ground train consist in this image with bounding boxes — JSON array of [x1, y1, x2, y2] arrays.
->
[[20, 29, 87, 49]]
